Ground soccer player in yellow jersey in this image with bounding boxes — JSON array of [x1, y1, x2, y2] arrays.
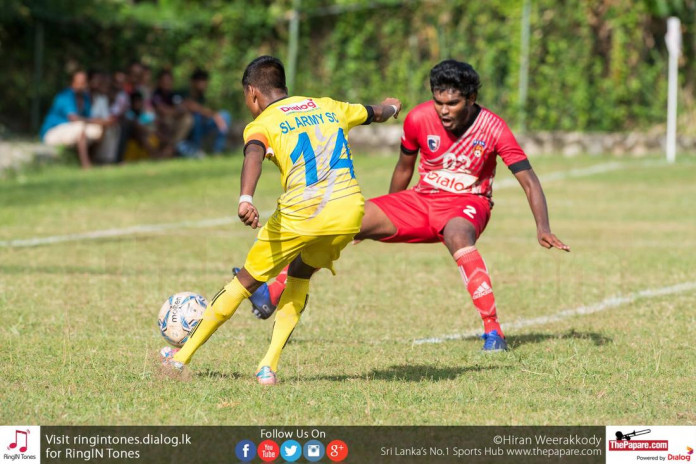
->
[[163, 56, 401, 385]]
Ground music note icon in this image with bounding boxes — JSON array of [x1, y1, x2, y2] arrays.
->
[[8, 429, 29, 453]]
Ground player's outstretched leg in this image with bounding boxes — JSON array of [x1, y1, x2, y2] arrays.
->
[[256, 275, 310, 385], [164, 277, 252, 370], [453, 246, 507, 351]]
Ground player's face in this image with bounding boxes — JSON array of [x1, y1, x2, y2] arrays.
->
[[433, 89, 475, 133]]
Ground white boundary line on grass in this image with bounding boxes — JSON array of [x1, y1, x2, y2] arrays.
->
[[0, 159, 663, 249], [413, 281, 696, 345], [0, 217, 237, 248]]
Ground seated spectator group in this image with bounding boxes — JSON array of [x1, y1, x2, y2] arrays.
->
[[39, 62, 231, 168]]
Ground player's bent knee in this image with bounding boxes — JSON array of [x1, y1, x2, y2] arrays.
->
[[443, 218, 477, 251], [288, 255, 316, 279]]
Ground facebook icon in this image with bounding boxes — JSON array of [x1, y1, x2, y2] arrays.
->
[[235, 440, 256, 462]]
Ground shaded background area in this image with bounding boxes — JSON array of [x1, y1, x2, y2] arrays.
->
[[0, 0, 694, 136]]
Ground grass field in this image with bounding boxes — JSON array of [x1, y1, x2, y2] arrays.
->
[[1, 152, 695, 426]]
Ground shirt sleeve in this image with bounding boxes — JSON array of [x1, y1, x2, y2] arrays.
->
[[331, 99, 369, 130], [496, 121, 530, 173], [243, 122, 271, 156], [400, 110, 420, 154]]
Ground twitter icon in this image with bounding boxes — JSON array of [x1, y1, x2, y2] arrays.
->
[[280, 439, 302, 462]]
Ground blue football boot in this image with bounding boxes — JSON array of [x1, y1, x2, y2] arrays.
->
[[481, 330, 508, 352], [232, 267, 277, 319]]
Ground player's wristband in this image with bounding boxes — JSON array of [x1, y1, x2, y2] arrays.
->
[[239, 195, 253, 205], [389, 105, 398, 118]]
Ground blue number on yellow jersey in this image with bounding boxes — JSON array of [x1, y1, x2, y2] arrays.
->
[[243, 96, 369, 235]]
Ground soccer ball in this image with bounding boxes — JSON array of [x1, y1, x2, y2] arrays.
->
[[158, 292, 208, 347]]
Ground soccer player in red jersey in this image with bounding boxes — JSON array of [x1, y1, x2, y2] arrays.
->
[[244, 60, 570, 351]]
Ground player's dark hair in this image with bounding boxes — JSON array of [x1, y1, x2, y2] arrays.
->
[[241, 56, 287, 94], [429, 60, 481, 98], [190, 68, 209, 81]]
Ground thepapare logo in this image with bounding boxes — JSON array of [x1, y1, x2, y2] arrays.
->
[[279, 98, 318, 114], [609, 440, 668, 451]]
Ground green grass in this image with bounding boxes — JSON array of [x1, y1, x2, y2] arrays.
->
[[1, 152, 695, 425]]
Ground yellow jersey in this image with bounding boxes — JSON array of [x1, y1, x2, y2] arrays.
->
[[243, 96, 370, 235]]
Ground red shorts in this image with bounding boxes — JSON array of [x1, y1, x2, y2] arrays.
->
[[370, 189, 491, 243]]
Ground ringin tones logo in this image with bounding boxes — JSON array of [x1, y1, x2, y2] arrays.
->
[[1, 426, 39, 463]]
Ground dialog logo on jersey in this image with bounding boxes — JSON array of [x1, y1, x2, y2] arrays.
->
[[423, 169, 478, 194], [427, 135, 440, 152], [279, 98, 318, 114]]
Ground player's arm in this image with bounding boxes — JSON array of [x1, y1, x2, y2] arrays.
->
[[389, 148, 417, 193], [238, 142, 264, 229], [497, 120, 569, 251], [369, 97, 402, 122], [514, 168, 570, 252]]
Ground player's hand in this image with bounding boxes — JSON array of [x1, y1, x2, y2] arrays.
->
[[538, 231, 570, 252], [381, 97, 402, 119], [238, 202, 261, 229]]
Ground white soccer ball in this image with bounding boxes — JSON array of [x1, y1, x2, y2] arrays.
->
[[158, 292, 208, 347]]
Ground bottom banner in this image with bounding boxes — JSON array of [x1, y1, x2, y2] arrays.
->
[[0, 426, 616, 463]]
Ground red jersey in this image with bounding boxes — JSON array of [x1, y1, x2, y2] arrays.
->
[[401, 101, 530, 199]]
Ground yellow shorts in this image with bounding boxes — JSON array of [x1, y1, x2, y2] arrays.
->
[[243, 230, 356, 282]]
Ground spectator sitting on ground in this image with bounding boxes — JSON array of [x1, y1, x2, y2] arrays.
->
[[88, 71, 120, 164], [151, 69, 193, 158], [39, 70, 106, 169], [139, 64, 154, 109], [110, 71, 130, 119], [123, 91, 160, 160], [178, 68, 231, 156], [124, 60, 144, 95], [110, 70, 132, 163]]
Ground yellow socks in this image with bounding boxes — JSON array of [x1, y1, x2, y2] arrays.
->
[[174, 278, 250, 364], [257, 276, 310, 372]]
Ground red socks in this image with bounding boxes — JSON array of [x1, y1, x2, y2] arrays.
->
[[268, 266, 288, 306], [453, 246, 503, 336]]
